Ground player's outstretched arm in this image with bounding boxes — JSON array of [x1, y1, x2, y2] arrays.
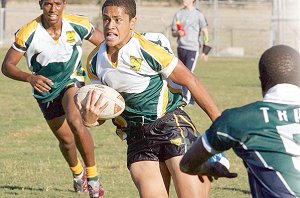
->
[[168, 60, 220, 121], [180, 137, 237, 180]]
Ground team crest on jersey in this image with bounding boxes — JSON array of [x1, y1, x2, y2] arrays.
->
[[130, 55, 143, 71], [66, 31, 75, 43]]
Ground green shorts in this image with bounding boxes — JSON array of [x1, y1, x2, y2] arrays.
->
[[126, 108, 200, 168]]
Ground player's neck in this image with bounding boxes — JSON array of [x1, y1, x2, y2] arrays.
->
[[41, 15, 63, 40]]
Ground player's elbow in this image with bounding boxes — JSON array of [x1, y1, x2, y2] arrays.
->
[[1, 62, 8, 77]]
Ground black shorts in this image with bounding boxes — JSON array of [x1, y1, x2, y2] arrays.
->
[[126, 108, 200, 168], [37, 84, 79, 120]]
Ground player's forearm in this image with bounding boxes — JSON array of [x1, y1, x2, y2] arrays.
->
[[2, 62, 33, 83], [190, 77, 220, 121], [180, 138, 212, 174], [202, 27, 209, 45]]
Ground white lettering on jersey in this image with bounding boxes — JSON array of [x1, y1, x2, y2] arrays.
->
[[277, 110, 288, 121], [294, 108, 300, 123], [260, 107, 270, 123], [276, 124, 300, 172]]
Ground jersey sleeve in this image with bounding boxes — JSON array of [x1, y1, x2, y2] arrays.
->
[[201, 109, 242, 154], [12, 17, 40, 52], [63, 13, 94, 40], [198, 11, 208, 29]]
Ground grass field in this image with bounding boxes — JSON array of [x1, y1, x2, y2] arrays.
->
[[0, 46, 260, 197]]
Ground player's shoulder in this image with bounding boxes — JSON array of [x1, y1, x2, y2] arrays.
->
[[63, 13, 91, 27], [16, 15, 41, 38], [133, 32, 160, 46], [135, 32, 174, 55], [140, 32, 168, 43], [221, 101, 262, 121]]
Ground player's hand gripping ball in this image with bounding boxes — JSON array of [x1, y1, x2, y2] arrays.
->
[[75, 84, 125, 122]]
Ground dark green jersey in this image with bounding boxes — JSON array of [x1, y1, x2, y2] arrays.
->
[[203, 98, 300, 197]]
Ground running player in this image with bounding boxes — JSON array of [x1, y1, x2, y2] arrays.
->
[[1, 0, 104, 197], [76, 0, 232, 197]]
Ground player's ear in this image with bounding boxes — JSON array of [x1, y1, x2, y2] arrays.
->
[[39, 0, 42, 9], [63, 0, 68, 6], [130, 17, 137, 30]]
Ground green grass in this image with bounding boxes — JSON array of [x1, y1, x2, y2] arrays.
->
[[0, 47, 259, 197]]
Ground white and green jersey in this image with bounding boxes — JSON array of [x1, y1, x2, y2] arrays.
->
[[13, 13, 94, 103], [202, 84, 300, 197], [87, 32, 185, 135]]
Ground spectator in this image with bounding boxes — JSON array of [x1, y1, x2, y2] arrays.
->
[[172, 0, 211, 105]]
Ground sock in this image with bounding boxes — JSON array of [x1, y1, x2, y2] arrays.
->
[[70, 159, 83, 176], [86, 165, 98, 181]]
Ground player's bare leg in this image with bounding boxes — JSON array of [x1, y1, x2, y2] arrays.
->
[[165, 155, 211, 198], [62, 87, 104, 197], [62, 87, 96, 167], [47, 116, 78, 167], [130, 161, 169, 198], [159, 161, 171, 194]]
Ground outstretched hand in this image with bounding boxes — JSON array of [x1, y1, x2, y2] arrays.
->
[[198, 161, 238, 182]]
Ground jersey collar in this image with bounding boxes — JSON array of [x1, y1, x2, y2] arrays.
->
[[263, 83, 300, 105]]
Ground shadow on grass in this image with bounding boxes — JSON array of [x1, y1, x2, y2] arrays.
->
[[214, 187, 251, 195], [0, 185, 73, 193]]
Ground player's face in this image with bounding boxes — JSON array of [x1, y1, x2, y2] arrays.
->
[[102, 6, 136, 50], [40, 0, 66, 27]]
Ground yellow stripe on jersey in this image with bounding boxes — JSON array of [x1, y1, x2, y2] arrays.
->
[[134, 33, 174, 69], [63, 13, 92, 33], [15, 16, 40, 48], [86, 45, 101, 81]]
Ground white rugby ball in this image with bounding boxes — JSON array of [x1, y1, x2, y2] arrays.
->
[[76, 84, 125, 120]]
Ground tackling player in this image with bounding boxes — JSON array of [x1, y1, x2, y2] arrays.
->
[[180, 45, 300, 198]]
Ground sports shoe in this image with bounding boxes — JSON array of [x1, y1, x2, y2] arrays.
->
[[73, 163, 88, 193], [87, 178, 105, 198], [208, 152, 230, 169]]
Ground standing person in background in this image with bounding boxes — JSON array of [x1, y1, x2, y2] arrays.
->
[[172, 0, 211, 105], [180, 45, 300, 197], [1, 0, 104, 197], [76, 0, 233, 197]]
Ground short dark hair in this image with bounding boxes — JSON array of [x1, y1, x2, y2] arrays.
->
[[259, 45, 300, 93], [39, 0, 66, 9], [102, 0, 136, 20]]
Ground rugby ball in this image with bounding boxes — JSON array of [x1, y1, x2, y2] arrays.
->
[[76, 84, 125, 120]]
